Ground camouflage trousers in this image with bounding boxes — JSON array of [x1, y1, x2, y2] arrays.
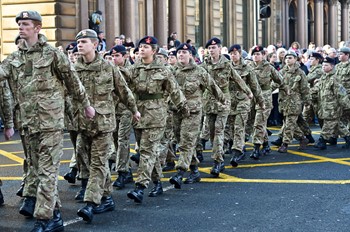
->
[[200, 114, 210, 141], [277, 114, 310, 140], [280, 114, 302, 144], [111, 113, 133, 173], [134, 127, 165, 188], [321, 118, 350, 140], [225, 112, 249, 152], [23, 131, 63, 220], [341, 109, 350, 130], [208, 113, 228, 162], [302, 103, 316, 124], [77, 131, 113, 205], [68, 130, 78, 169], [19, 133, 29, 185], [173, 112, 202, 171], [159, 111, 176, 166], [252, 107, 272, 145]]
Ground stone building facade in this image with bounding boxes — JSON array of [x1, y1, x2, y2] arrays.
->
[[0, 0, 350, 59]]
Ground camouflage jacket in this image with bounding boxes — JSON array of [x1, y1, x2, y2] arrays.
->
[[231, 58, 264, 115], [128, 57, 186, 129], [311, 69, 350, 119], [249, 60, 287, 109], [201, 55, 252, 114], [0, 34, 90, 134], [74, 53, 137, 133], [0, 80, 14, 128], [172, 58, 225, 114], [115, 64, 133, 116], [307, 64, 323, 87], [335, 61, 350, 95], [279, 63, 310, 115]]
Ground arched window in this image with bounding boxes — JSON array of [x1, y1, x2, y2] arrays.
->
[[288, 1, 297, 43]]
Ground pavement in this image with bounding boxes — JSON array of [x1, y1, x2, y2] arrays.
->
[[1, 126, 350, 232]]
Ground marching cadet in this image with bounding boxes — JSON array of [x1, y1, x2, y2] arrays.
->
[[126, 36, 188, 203], [73, 29, 140, 223], [226, 44, 265, 166], [276, 51, 310, 153], [312, 57, 350, 149], [169, 43, 225, 189], [0, 11, 94, 232], [201, 37, 253, 177]]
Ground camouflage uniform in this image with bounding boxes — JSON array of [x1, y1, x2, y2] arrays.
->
[[303, 64, 323, 125], [74, 53, 137, 205], [0, 34, 91, 220], [128, 57, 187, 188], [202, 55, 252, 165], [335, 60, 350, 129], [311, 69, 350, 145], [225, 57, 264, 157], [173, 58, 224, 170], [278, 63, 310, 147]]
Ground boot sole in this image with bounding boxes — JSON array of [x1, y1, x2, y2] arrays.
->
[[77, 210, 93, 222], [127, 192, 142, 203], [93, 205, 115, 214], [184, 177, 201, 184], [169, 178, 182, 189]]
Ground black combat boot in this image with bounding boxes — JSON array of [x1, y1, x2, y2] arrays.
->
[[0, 187, 4, 206], [305, 133, 315, 144], [127, 184, 145, 203], [278, 143, 288, 153], [261, 141, 271, 155], [169, 169, 185, 189], [184, 165, 201, 184], [31, 209, 64, 232], [250, 144, 261, 160], [196, 150, 204, 162], [230, 149, 242, 167], [315, 136, 327, 150], [75, 179, 88, 202], [342, 136, 350, 149], [210, 161, 225, 177], [148, 181, 163, 197], [271, 137, 282, 146], [224, 140, 233, 155], [130, 152, 140, 164], [162, 161, 175, 172], [113, 171, 127, 189], [125, 168, 134, 184], [16, 183, 24, 197], [201, 138, 208, 150], [92, 196, 115, 214], [77, 202, 95, 222], [63, 167, 78, 184], [19, 196, 36, 217], [328, 137, 338, 146]]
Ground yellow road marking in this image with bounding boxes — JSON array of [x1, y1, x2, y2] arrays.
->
[[0, 149, 24, 164]]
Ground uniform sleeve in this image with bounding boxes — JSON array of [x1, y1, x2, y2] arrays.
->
[[113, 66, 138, 114], [0, 80, 14, 128], [229, 65, 252, 96], [247, 70, 264, 107], [300, 72, 311, 103], [201, 69, 225, 103], [0, 55, 15, 81], [164, 69, 187, 109], [271, 67, 288, 92], [54, 50, 91, 109]]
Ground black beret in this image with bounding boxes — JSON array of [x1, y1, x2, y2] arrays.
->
[[228, 44, 241, 53], [251, 45, 265, 55], [310, 52, 323, 60], [66, 42, 77, 51], [168, 50, 176, 57], [176, 43, 192, 53], [323, 56, 335, 65], [223, 54, 231, 60], [72, 46, 78, 53], [138, 36, 158, 45], [16, 11, 42, 23], [134, 47, 139, 53], [76, 29, 98, 40], [110, 45, 126, 55], [205, 37, 221, 48]]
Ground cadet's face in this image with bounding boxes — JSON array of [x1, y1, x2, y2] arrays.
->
[[338, 52, 349, 62], [252, 52, 263, 62], [285, 55, 296, 65], [177, 50, 191, 65], [230, 51, 241, 62], [208, 45, 220, 57], [139, 44, 155, 59], [322, 63, 333, 73], [309, 57, 319, 66], [77, 38, 97, 56], [168, 55, 177, 65], [104, 55, 114, 65], [269, 54, 277, 63], [112, 53, 125, 66], [18, 20, 40, 40]]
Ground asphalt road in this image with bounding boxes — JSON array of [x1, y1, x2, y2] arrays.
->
[[1, 126, 350, 232]]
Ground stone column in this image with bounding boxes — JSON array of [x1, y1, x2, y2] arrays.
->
[[281, 0, 289, 47], [297, 0, 307, 48], [340, 0, 350, 41], [169, 0, 182, 41], [105, 0, 121, 48], [146, 0, 154, 35], [154, 0, 167, 47], [328, 0, 338, 47], [314, 0, 324, 47], [121, 0, 137, 42], [79, 0, 89, 30]]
